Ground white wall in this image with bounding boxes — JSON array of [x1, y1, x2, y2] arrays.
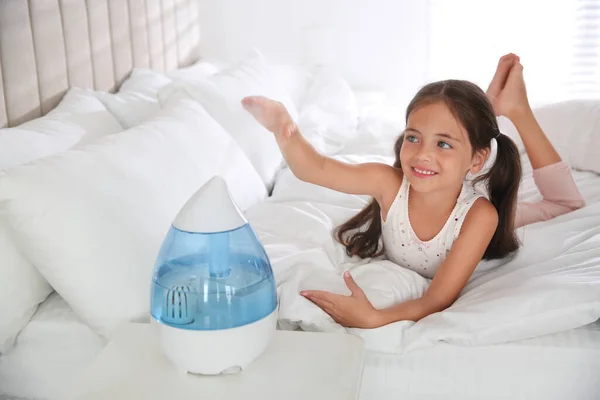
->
[[198, 0, 430, 103], [427, 0, 579, 106]]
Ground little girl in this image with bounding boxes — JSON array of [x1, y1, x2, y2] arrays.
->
[[242, 53, 585, 329]]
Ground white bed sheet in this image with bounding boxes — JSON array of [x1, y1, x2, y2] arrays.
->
[[360, 319, 600, 400], [0, 293, 106, 400]]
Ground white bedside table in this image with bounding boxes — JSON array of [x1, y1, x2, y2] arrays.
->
[[65, 323, 365, 400]]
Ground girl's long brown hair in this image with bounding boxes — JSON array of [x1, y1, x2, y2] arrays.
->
[[334, 80, 522, 260]]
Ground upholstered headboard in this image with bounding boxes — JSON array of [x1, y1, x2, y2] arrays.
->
[[0, 0, 201, 128]]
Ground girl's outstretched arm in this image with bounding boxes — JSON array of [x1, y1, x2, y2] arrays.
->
[[242, 96, 401, 204]]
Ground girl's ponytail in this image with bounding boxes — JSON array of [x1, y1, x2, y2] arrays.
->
[[474, 133, 522, 259], [334, 199, 384, 258]]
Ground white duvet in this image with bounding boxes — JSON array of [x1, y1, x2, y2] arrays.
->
[[244, 103, 600, 353]]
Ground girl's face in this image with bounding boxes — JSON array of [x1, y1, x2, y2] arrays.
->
[[399, 101, 488, 194]]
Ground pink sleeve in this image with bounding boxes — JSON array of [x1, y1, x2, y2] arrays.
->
[[515, 161, 586, 228]]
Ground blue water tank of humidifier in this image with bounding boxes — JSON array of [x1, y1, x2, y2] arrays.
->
[[150, 176, 278, 375]]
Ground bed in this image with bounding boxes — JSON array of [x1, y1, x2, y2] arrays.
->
[[2, 140, 600, 400], [1, 1, 600, 400]]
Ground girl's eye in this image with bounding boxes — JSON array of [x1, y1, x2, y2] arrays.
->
[[438, 141, 452, 149], [406, 135, 418, 143]]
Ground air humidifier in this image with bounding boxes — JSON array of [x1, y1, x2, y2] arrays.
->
[[150, 176, 278, 375]]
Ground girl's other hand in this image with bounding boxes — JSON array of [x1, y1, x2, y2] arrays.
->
[[300, 271, 383, 329]]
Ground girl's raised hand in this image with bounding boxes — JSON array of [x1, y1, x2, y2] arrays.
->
[[242, 96, 297, 138]]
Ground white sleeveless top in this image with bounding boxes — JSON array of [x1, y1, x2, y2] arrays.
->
[[381, 176, 486, 279]]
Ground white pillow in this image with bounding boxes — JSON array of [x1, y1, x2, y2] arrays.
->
[[159, 49, 299, 191], [271, 64, 313, 110], [498, 99, 600, 174], [0, 98, 267, 338], [166, 59, 223, 81], [0, 88, 123, 167], [93, 69, 172, 129], [295, 66, 360, 155], [95, 62, 225, 130], [0, 88, 123, 353]]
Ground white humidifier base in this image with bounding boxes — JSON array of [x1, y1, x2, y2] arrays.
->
[[154, 309, 278, 375]]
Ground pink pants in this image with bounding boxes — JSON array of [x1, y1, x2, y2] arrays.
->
[[515, 161, 586, 228]]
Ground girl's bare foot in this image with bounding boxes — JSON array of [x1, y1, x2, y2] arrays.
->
[[242, 96, 297, 138], [487, 53, 519, 116], [496, 63, 530, 122]]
